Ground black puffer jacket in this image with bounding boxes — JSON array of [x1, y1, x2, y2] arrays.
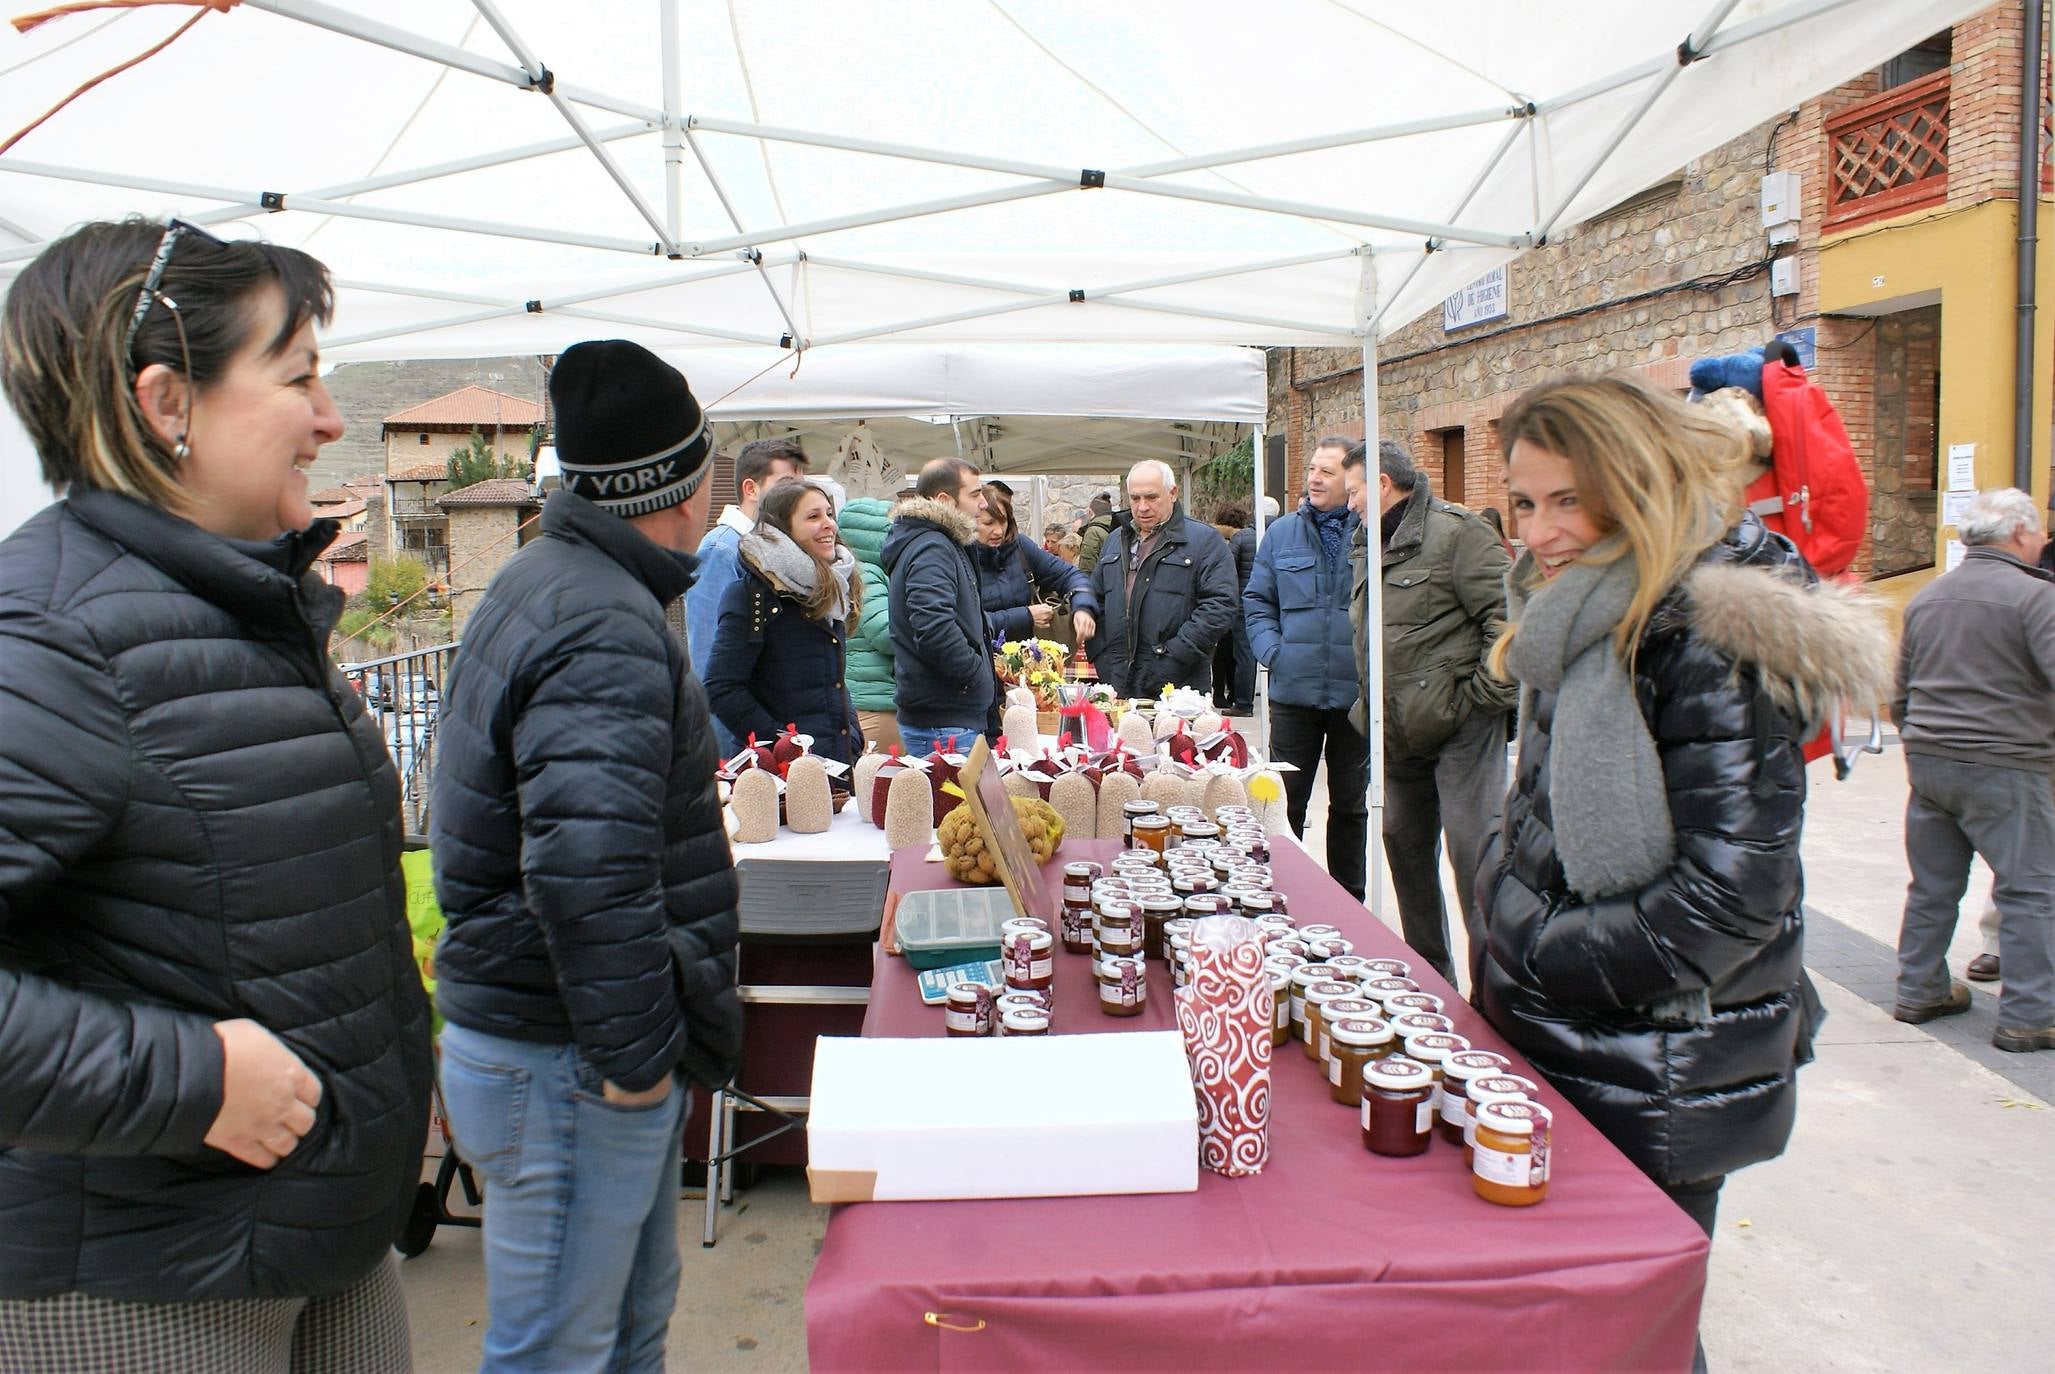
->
[[1477, 517, 1891, 1186], [0, 492, 433, 1302], [703, 557, 862, 768], [1087, 504, 1239, 698], [430, 491, 742, 1095], [971, 533, 1097, 642]]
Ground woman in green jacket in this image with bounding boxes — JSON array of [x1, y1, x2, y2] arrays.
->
[[837, 496, 901, 752]]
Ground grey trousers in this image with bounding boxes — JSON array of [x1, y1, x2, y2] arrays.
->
[[1382, 708, 1509, 987], [1897, 753, 2055, 1031]]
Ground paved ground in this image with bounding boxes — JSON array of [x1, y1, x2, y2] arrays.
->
[[399, 732, 2055, 1372]]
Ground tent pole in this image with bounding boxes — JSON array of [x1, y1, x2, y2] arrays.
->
[[1250, 416, 1268, 749], [1357, 256, 1386, 921], [661, 0, 683, 241]]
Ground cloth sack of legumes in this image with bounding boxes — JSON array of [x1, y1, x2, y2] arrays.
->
[[1175, 914, 1271, 1176]]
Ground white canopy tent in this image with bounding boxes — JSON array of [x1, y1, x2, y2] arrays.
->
[[0, 0, 1987, 913]]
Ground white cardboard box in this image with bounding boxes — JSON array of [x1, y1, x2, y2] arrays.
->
[[807, 1031, 1199, 1202]]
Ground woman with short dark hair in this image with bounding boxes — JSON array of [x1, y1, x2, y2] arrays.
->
[[0, 219, 432, 1369], [705, 478, 865, 768]]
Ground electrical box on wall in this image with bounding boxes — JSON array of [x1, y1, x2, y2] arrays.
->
[[1770, 258, 1800, 297], [1761, 171, 1800, 245]]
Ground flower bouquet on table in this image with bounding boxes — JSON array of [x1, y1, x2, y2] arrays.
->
[[994, 638, 1069, 733]]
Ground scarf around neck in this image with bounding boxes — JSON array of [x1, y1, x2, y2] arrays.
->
[[1503, 538, 1674, 901], [741, 524, 857, 624]]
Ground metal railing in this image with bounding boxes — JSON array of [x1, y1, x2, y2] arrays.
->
[[1826, 70, 1949, 230], [341, 641, 459, 833]]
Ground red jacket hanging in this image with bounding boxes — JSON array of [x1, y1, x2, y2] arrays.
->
[[1750, 359, 1868, 579]]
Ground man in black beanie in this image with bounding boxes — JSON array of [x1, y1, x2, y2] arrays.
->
[[430, 339, 741, 1371]]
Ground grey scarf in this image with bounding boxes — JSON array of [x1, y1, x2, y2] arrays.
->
[[1505, 541, 1709, 1027], [1503, 539, 1673, 900], [741, 525, 857, 624]]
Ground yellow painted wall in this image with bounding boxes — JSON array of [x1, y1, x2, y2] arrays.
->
[[1820, 197, 2055, 604]]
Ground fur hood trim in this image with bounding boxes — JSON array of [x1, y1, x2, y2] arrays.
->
[[890, 495, 976, 544], [1686, 562, 1896, 725]]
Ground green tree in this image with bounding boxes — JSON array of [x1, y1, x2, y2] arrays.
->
[[446, 427, 535, 492], [1189, 435, 1255, 514], [365, 555, 429, 611]]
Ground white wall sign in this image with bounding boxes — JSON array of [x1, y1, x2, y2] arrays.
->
[[1942, 490, 1975, 528], [1443, 266, 1509, 333], [1944, 539, 1966, 571], [1946, 443, 1976, 492]]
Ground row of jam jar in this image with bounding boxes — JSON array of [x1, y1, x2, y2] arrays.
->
[[1264, 949, 1554, 1206], [1121, 799, 1271, 863], [944, 914, 1060, 1036]]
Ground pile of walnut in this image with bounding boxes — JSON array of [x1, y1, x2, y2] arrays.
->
[[938, 796, 1065, 885]]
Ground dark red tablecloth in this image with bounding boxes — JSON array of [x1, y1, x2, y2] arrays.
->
[[804, 838, 1707, 1373]]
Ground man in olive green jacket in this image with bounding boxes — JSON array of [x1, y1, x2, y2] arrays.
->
[[1347, 442, 1515, 986]]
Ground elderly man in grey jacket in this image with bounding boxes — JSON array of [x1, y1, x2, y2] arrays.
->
[[1892, 487, 2055, 1052]]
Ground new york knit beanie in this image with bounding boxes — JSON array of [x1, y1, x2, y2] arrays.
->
[[550, 339, 712, 517]]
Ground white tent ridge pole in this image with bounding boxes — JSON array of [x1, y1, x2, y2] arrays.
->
[[1358, 256, 1385, 921], [1094, 297, 1361, 338], [1533, 0, 1743, 241], [661, 0, 683, 239], [676, 183, 1067, 259], [807, 294, 1078, 348], [1125, 106, 1528, 179], [322, 307, 526, 350], [681, 132, 805, 345], [1368, 113, 1530, 335], [804, 247, 1361, 301], [1250, 414, 1267, 749], [241, 0, 667, 125], [464, 0, 677, 252], [686, 115, 1529, 248], [546, 304, 787, 347]]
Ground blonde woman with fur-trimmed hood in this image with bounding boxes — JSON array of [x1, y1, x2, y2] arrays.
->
[[1473, 375, 1893, 1359]]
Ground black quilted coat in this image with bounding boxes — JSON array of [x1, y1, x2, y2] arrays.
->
[[0, 492, 433, 1301], [1477, 517, 1888, 1186], [430, 491, 742, 1095]]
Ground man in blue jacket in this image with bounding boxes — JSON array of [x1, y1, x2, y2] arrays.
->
[[1245, 435, 1366, 898], [684, 435, 808, 757], [883, 457, 993, 753], [431, 340, 742, 1372]]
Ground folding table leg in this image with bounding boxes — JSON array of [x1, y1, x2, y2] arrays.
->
[[702, 1086, 726, 1248]]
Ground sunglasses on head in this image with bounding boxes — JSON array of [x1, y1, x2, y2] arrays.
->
[[125, 215, 224, 366]]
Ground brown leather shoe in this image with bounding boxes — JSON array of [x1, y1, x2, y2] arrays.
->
[[1967, 954, 2001, 982], [1994, 1025, 2055, 1052], [1894, 979, 1973, 1024]]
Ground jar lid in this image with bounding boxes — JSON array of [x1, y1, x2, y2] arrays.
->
[[1475, 1099, 1552, 1136], [1443, 1050, 1511, 1082], [1141, 896, 1183, 912], [1001, 917, 1050, 934], [1132, 814, 1170, 830], [1305, 938, 1354, 960], [1322, 997, 1378, 1020], [1290, 963, 1340, 987], [1184, 895, 1234, 914], [1384, 993, 1446, 1016], [947, 981, 986, 1002], [1365, 1055, 1432, 1090], [1264, 953, 1307, 972], [1306, 980, 1356, 1001], [1326, 955, 1370, 974], [1401, 1032, 1470, 1063], [1298, 923, 1342, 939], [1097, 956, 1144, 978], [1000, 1007, 1051, 1033], [1096, 899, 1142, 920], [1363, 957, 1412, 978], [1064, 861, 1104, 879], [1329, 1016, 1395, 1047], [997, 989, 1049, 1010], [1364, 977, 1421, 997], [1390, 1012, 1456, 1037], [1005, 928, 1053, 951], [1267, 966, 1292, 988], [1469, 1076, 1535, 1105], [1123, 800, 1162, 814]]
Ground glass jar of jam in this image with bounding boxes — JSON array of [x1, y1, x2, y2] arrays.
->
[[1002, 928, 1054, 992], [1060, 882, 1096, 955], [1131, 814, 1172, 855], [1328, 1016, 1396, 1105], [945, 981, 994, 1037], [1096, 956, 1147, 1016], [1390, 1011, 1456, 1043], [1160, 915, 1196, 963], [1287, 964, 1341, 1042], [996, 990, 1051, 1019], [1316, 997, 1378, 1064], [1400, 1032, 1470, 1122], [1261, 889, 1289, 916], [1297, 923, 1342, 944], [1383, 992, 1446, 1019], [1000, 1006, 1051, 1037], [1437, 1050, 1512, 1144], [1182, 894, 1234, 925], [1236, 891, 1276, 920], [1094, 903, 1144, 960], [1001, 916, 1050, 941], [1269, 937, 1310, 962], [1176, 821, 1221, 847], [1361, 957, 1412, 980], [1362, 977, 1423, 1013], [1301, 981, 1357, 1062], [1472, 1100, 1553, 1206], [1267, 966, 1292, 1046], [1464, 1074, 1540, 1161], [1140, 896, 1183, 962], [1251, 910, 1293, 939], [1171, 872, 1220, 899], [1362, 1056, 1435, 1156], [1168, 933, 1192, 989], [1120, 799, 1161, 847], [1325, 954, 1372, 983], [1304, 936, 1354, 962]]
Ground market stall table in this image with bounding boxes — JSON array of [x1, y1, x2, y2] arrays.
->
[[804, 835, 1709, 1372]]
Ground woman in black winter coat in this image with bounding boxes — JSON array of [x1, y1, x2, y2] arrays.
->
[[705, 479, 864, 768], [1476, 375, 1892, 1369], [0, 220, 431, 1366], [971, 483, 1099, 648]]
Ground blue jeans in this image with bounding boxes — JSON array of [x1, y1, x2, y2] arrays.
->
[[438, 1023, 690, 1374], [897, 722, 985, 756]]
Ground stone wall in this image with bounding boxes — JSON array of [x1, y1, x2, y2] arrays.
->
[[1871, 306, 1943, 577], [444, 504, 533, 637]]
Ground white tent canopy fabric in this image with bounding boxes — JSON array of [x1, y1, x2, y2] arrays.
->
[[0, 0, 1986, 360]]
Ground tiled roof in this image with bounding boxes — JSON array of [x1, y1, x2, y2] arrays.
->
[[438, 478, 540, 509], [319, 530, 368, 562], [309, 486, 355, 504], [383, 386, 544, 428], [387, 463, 449, 482], [312, 496, 367, 520]]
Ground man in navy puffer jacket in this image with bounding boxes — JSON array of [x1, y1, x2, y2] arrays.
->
[[1244, 436, 1366, 896]]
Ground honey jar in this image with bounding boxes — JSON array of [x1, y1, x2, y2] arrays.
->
[[1362, 1056, 1434, 1156], [1464, 1073, 1540, 1161], [1437, 1050, 1512, 1144], [1120, 799, 1161, 847], [1472, 1100, 1553, 1206], [1131, 814, 1172, 855], [1400, 1032, 1471, 1122], [1286, 964, 1341, 1041], [1301, 981, 1357, 1062], [1328, 1016, 1396, 1105], [1096, 957, 1147, 1016], [1315, 996, 1379, 1064]]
